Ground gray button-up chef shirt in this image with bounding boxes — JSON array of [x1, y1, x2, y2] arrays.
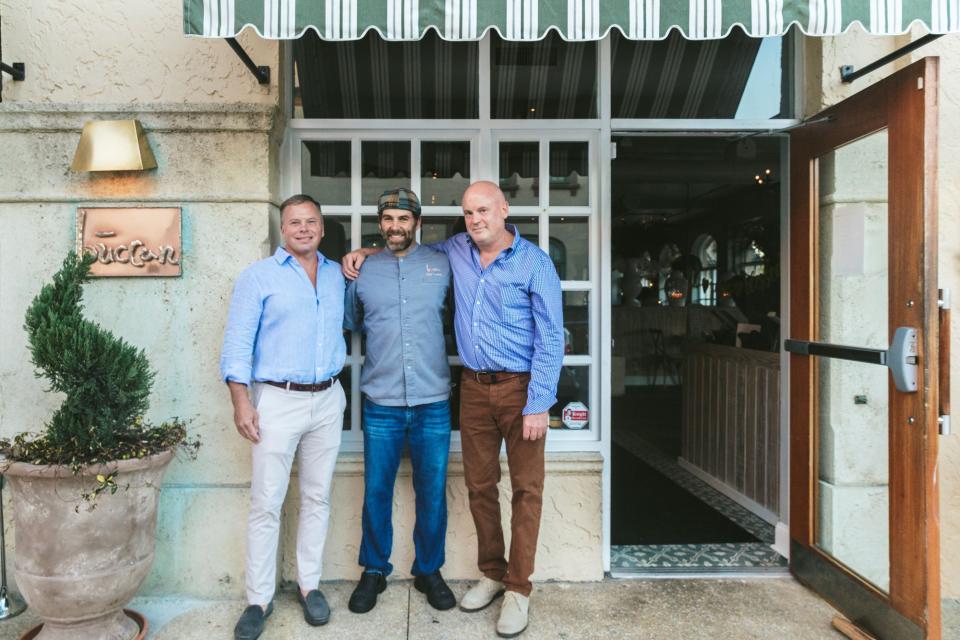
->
[[344, 243, 452, 407]]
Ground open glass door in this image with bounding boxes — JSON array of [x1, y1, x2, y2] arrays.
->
[[786, 58, 942, 639]]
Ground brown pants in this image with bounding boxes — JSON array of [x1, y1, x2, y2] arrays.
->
[[459, 370, 545, 597]]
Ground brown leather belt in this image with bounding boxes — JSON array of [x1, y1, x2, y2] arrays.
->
[[464, 369, 528, 385], [263, 376, 337, 392]]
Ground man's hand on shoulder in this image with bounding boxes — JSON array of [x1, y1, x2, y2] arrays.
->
[[522, 411, 549, 441], [341, 247, 381, 280]]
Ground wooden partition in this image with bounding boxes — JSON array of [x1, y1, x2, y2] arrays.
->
[[680, 342, 780, 521]]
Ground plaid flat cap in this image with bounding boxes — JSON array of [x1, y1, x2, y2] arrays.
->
[[377, 187, 421, 217]]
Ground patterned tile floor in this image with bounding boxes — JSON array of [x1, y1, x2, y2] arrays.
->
[[612, 428, 787, 574]]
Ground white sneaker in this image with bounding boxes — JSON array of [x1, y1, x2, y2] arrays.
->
[[459, 576, 505, 612], [496, 591, 529, 638]]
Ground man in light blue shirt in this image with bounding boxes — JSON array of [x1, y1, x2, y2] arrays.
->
[[343, 188, 457, 615], [221, 194, 346, 640]]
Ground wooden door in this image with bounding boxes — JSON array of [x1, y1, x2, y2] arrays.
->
[[786, 58, 942, 640]]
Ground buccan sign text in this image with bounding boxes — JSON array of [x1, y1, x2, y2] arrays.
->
[[77, 207, 182, 277]]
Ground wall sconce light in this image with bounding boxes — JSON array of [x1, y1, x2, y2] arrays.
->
[[70, 120, 157, 172]]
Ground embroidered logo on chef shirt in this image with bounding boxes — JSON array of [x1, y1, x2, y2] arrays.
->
[[424, 264, 444, 278]]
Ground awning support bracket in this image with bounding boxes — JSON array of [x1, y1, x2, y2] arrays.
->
[[840, 33, 943, 83], [225, 38, 270, 85], [0, 62, 24, 81]]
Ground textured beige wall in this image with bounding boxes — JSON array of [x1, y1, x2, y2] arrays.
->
[[801, 27, 960, 599], [0, 0, 279, 104]]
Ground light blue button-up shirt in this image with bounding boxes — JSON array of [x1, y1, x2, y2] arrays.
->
[[439, 226, 564, 415], [220, 247, 346, 385], [344, 243, 451, 407]]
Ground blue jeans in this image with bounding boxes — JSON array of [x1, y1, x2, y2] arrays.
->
[[359, 397, 451, 577]]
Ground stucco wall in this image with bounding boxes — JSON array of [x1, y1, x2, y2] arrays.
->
[[0, 0, 279, 105], [0, 1, 604, 600], [802, 27, 960, 600]]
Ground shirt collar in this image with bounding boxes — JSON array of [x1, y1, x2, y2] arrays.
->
[[274, 246, 327, 265]]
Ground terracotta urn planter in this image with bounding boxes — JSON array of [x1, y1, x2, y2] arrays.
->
[[4, 450, 174, 640]]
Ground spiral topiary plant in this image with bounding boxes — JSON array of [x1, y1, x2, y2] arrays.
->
[[2, 251, 196, 476]]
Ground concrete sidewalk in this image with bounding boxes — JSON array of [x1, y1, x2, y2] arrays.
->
[[1, 578, 858, 640]]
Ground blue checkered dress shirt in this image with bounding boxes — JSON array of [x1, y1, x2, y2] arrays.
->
[[439, 225, 564, 415]]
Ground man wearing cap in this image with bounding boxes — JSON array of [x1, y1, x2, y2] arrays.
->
[[342, 181, 564, 638], [345, 187, 457, 614], [221, 194, 346, 640]]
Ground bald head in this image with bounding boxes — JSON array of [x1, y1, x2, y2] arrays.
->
[[462, 180, 507, 205], [461, 180, 511, 251]]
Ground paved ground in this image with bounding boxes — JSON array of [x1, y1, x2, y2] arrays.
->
[[1, 578, 858, 640]]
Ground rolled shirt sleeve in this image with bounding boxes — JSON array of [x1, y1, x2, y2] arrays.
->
[[220, 268, 263, 386], [524, 257, 564, 415]]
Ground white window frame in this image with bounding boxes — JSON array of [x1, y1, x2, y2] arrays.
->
[[281, 29, 803, 570]]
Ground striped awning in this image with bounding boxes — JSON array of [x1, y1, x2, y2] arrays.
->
[[184, 0, 960, 40]]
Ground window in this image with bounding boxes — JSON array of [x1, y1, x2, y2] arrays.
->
[[691, 234, 718, 306]]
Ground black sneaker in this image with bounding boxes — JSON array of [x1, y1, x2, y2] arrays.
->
[[297, 587, 331, 626], [348, 571, 387, 614], [234, 601, 273, 640], [414, 571, 457, 611]]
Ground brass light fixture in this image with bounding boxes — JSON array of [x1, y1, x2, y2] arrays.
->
[[70, 119, 157, 172]]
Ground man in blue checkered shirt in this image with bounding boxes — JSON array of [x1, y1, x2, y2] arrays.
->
[[343, 181, 564, 638]]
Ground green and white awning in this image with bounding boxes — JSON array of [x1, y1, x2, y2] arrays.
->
[[184, 0, 960, 40]]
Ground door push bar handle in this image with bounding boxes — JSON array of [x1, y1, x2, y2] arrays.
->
[[785, 327, 919, 393]]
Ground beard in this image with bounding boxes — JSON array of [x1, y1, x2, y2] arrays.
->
[[382, 228, 414, 252]]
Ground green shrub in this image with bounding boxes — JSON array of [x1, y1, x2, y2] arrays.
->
[[3, 252, 197, 470]]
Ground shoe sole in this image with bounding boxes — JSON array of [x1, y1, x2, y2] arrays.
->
[[458, 589, 505, 613], [496, 624, 528, 639]]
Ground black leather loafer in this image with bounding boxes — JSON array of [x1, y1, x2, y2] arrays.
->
[[234, 601, 273, 640], [297, 587, 331, 626], [414, 571, 457, 611], [348, 571, 387, 614]]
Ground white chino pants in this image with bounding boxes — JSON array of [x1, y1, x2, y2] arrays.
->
[[246, 381, 345, 606]]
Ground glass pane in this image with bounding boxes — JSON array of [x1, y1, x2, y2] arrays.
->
[[816, 357, 889, 592], [549, 142, 589, 207], [814, 129, 890, 593], [491, 32, 597, 119], [361, 215, 383, 249], [362, 141, 411, 205], [420, 215, 464, 246], [302, 141, 351, 205], [499, 142, 539, 206], [340, 365, 353, 430], [550, 366, 591, 430], [817, 130, 888, 350], [293, 30, 478, 118], [318, 214, 352, 264], [422, 141, 471, 207], [549, 217, 589, 281], [510, 216, 539, 246], [563, 291, 589, 356], [611, 30, 793, 119]]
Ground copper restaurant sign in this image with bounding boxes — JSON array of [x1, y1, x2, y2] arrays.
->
[[77, 207, 181, 277]]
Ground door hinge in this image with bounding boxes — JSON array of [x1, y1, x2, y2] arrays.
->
[[939, 415, 951, 436], [939, 287, 951, 309]]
